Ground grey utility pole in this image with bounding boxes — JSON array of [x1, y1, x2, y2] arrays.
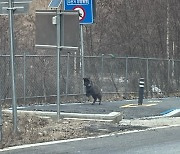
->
[[8, 0, 17, 133], [56, 9, 61, 119], [0, 0, 32, 133]]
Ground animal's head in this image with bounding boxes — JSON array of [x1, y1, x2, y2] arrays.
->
[[83, 78, 92, 87]]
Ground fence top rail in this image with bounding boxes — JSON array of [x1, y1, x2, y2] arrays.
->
[[1, 54, 180, 62], [0, 54, 66, 57], [83, 55, 180, 62]]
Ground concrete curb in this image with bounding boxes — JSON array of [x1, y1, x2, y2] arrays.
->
[[3, 110, 123, 123]]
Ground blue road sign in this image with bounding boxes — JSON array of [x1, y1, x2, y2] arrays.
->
[[64, 0, 94, 24]]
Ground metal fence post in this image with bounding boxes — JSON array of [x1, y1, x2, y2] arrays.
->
[[124, 57, 128, 98], [23, 52, 26, 104], [66, 52, 70, 96], [138, 78, 145, 105], [167, 59, 170, 94], [101, 54, 104, 92], [146, 58, 149, 98]]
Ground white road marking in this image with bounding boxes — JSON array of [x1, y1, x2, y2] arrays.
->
[[121, 103, 157, 108]]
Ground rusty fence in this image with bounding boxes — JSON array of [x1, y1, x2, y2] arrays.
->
[[0, 53, 180, 104]]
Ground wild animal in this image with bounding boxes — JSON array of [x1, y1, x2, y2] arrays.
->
[[83, 78, 102, 105]]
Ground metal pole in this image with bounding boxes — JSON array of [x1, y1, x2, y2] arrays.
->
[[0, 85, 2, 146], [23, 52, 26, 104], [80, 25, 84, 95], [8, 0, 17, 133], [167, 59, 170, 95], [146, 58, 149, 98], [80, 25, 84, 78], [125, 57, 128, 99], [101, 54, 104, 91], [66, 52, 70, 96], [56, 10, 61, 119]]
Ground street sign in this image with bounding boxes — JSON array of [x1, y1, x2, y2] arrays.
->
[[35, 10, 80, 49], [0, 0, 31, 15], [35, 10, 57, 47], [0, 2, 30, 15], [64, 0, 95, 24], [48, 0, 62, 8]]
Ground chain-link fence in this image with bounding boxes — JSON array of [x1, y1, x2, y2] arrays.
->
[[0, 54, 180, 104], [85, 56, 180, 98]]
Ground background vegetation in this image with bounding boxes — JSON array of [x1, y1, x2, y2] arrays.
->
[[0, 0, 180, 102], [0, 0, 180, 59]]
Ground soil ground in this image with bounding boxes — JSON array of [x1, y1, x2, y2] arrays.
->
[[1, 110, 180, 149], [0, 111, 148, 149]]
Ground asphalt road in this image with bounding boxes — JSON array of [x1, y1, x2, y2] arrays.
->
[[18, 97, 180, 119], [1, 126, 180, 154]]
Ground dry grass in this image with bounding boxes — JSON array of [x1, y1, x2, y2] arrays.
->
[[0, 111, 148, 149], [1, 112, 95, 148]]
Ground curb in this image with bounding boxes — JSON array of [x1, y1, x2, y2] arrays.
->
[[3, 110, 123, 123]]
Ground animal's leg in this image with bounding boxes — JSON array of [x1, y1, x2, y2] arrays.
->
[[86, 96, 90, 102], [92, 97, 97, 105], [99, 97, 102, 105]]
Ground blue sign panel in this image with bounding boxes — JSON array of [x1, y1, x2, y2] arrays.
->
[[64, 0, 94, 24]]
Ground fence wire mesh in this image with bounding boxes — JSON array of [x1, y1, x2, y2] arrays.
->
[[0, 54, 180, 103]]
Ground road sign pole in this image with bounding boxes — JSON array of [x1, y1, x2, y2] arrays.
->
[[57, 10, 61, 119], [8, 0, 17, 133], [80, 25, 85, 95]]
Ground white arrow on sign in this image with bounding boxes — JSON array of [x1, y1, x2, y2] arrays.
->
[[73, 6, 85, 21]]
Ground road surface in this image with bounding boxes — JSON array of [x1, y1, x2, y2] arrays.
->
[[1, 126, 180, 154], [18, 97, 180, 119]]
